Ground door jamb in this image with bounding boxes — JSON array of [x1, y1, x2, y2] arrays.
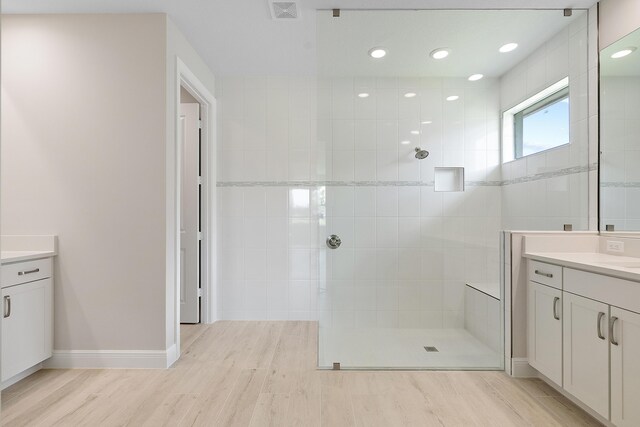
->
[[174, 58, 217, 360]]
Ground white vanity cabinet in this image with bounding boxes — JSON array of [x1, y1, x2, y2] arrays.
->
[[610, 306, 640, 426], [526, 259, 640, 426], [527, 280, 562, 386], [1, 257, 53, 384]]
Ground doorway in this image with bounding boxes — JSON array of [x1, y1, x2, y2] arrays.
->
[[173, 58, 217, 363], [179, 86, 202, 324]]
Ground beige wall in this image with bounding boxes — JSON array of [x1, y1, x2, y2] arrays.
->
[[600, 0, 640, 49], [2, 14, 168, 351]]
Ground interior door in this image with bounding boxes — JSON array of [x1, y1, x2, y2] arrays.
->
[[180, 102, 201, 323]]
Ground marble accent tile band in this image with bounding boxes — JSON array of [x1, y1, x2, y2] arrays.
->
[[601, 181, 640, 188], [217, 164, 596, 187], [217, 180, 503, 188], [501, 163, 597, 186]]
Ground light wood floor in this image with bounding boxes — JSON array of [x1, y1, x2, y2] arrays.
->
[[1, 321, 601, 426]]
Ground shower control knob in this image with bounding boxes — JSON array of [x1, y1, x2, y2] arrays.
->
[[326, 234, 342, 249]]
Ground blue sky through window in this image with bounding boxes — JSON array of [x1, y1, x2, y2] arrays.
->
[[522, 97, 569, 156]]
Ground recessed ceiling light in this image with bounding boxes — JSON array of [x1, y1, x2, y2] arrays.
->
[[611, 47, 637, 59], [368, 47, 387, 59], [401, 140, 411, 145], [404, 92, 417, 98], [499, 43, 518, 53], [421, 120, 432, 125], [358, 93, 370, 98], [468, 74, 484, 81], [430, 48, 450, 59], [411, 130, 420, 135], [446, 95, 459, 101]]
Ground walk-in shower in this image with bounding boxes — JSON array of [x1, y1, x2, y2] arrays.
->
[[315, 8, 589, 369]]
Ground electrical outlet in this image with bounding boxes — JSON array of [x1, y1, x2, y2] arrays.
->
[[607, 240, 624, 253]]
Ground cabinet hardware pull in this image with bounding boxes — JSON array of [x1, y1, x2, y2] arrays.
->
[[610, 316, 619, 346], [597, 312, 606, 340], [18, 268, 40, 276], [553, 297, 560, 320], [3, 295, 11, 318], [534, 270, 553, 278]]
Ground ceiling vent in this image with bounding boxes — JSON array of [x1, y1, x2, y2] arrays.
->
[[269, 1, 300, 20]]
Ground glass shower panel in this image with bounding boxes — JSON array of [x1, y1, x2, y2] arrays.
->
[[316, 9, 589, 369]]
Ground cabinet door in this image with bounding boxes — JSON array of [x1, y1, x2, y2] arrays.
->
[[611, 306, 640, 426], [2, 278, 53, 382], [527, 281, 562, 385], [563, 292, 609, 419]]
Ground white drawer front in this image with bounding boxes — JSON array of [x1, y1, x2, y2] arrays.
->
[[564, 268, 640, 315], [528, 260, 562, 289], [1, 258, 52, 288]]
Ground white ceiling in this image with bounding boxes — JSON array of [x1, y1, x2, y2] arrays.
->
[[318, 10, 583, 77], [3, 0, 599, 76]]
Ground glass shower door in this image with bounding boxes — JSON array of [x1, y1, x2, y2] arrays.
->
[[316, 7, 587, 369]]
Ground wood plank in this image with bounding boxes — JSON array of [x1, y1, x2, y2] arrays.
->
[[248, 393, 290, 427], [0, 321, 603, 427], [216, 369, 268, 427]]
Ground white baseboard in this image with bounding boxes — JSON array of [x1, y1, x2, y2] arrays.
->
[[1, 364, 43, 390], [43, 349, 172, 369], [510, 357, 539, 378]]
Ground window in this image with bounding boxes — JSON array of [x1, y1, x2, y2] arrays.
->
[[502, 78, 570, 162]]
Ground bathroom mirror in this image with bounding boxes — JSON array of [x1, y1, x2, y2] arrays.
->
[[600, 26, 640, 232]]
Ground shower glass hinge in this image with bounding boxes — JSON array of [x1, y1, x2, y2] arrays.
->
[[197, 288, 202, 297], [332, 9, 340, 17], [198, 232, 203, 241], [563, 8, 572, 17], [332, 362, 341, 370], [606, 224, 615, 231], [198, 119, 202, 129], [198, 176, 203, 185], [564, 224, 573, 231]]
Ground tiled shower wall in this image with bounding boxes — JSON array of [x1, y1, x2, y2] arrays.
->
[[500, 10, 595, 231], [217, 77, 322, 320], [217, 75, 503, 323], [318, 77, 502, 329], [216, 10, 597, 322], [600, 76, 640, 230]]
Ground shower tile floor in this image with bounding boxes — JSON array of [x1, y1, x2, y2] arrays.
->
[[319, 327, 502, 369]]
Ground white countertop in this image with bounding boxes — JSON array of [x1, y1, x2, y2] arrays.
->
[[524, 251, 640, 282], [1, 250, 57, 265]]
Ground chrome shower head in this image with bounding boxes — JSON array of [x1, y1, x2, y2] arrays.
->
[[414, 147, 429, 159]]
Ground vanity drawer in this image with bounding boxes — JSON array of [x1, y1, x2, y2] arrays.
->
[[528, 261, 562, 289], [1, 258, 52, 288], [564, 268, 640, 315]]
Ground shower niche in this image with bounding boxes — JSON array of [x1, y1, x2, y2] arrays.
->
[[434, 167, 464, 192]]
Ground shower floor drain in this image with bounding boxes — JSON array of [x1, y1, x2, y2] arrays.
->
[[424, 346, 439, 352]]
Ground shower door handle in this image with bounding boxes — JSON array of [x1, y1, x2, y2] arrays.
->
[[326, 235, 342, 249]]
